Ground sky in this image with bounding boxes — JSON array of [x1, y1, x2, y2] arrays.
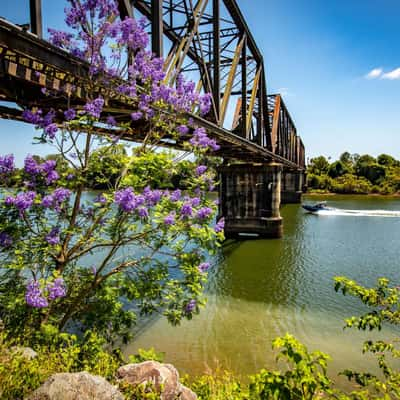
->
[[1, 0, 400, 164]]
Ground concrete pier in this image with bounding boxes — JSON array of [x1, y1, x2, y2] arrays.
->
[[219, 163, 283, 238], [281, 171, 304, 204]]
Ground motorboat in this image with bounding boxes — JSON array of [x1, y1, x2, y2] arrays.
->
[[301, 201, 329, 213]]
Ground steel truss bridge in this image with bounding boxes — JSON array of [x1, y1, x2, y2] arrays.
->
[[0, 0, 305, 171]]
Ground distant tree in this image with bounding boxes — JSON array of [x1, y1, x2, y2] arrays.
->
[[355, 155, 386, 185], [328, 160, 349, 179], [339, 151, 352, 165], [308, 156, 330, 175], [377, 153, 397, 167], [86, 144, 128, 189]]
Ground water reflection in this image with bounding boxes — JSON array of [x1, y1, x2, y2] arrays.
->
[[125, 196, 400, 385]]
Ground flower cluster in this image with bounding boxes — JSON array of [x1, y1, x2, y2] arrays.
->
[[198, 262, 210, 273], [41, 188, 71, 212], [25, 277, 67, 308], [24, 155, 59, 185], [185, 299, 197, 313], [45, 227, 61, 245], [47, 278, 67, 300], [114, 187, 146, 212], [25, 280, 48, 308], [214, 217, 225, 233], [0, 154, 14, 174], [189, 128, 220, 151], [22, 109, 58, 139], [83, 97, 105, 118], [5, 191, 36, 215]]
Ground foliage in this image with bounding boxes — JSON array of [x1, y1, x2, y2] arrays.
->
[[307, 151, 400, 194], [0, 329, 120, 399], [0, 0, 223, 348]]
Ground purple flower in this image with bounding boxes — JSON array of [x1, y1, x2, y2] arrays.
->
[[177, 125, 189, 135], [164, 213, 175, 225], [195, 165, 207, 176], [214, 217, 225, 233], [41, 195, 54, 208], [130, 111, 142, 121], [196, 206, 213, 220], [53, 188, 71, 203], [106, 116, 117, 126], [190, 127, 220, 151], [8, 191, 36, 214], [191, 197, 201, 207], [25, 280, 48, 308], [84, 97, 104, 118], [45, 170, 59, 185], [170, 189, 181, 202], [0, 154, 15, 174], [0, 232, 12, 248], [64, 108, 76, 121], [198, 262, 210, 273], [138, 207, 149, 218], [115, 187, 144, 212], [180, 202, 193, 217], [22, 109, 42, 124], [46, 227, 61, 245], [44, 123, 58, 139], [66, 173, 75, 181], [47, 278, 67, 300], [24, 155, 41, 175], [185, 299, 197, 313], [41, 188, 71, 211], [143, 187, 163, 206]]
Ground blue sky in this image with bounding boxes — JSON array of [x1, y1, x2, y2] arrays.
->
[[1, 0, 400, 164]]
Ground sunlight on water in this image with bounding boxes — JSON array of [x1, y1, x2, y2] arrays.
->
[[317, 208, 400, 217]]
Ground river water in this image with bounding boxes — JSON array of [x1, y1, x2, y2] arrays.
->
[[124, 195, 400, 385]]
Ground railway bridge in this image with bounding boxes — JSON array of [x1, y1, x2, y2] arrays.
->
[[0, 0, 306, 238]]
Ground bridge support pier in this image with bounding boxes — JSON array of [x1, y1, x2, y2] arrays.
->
[[281, 171, 304, 204], [219, 163, 283, 239]]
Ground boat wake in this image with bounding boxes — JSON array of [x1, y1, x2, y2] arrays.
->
[[316, 208, 400, 218]]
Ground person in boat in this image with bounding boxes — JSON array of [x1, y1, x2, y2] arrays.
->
[[301, 201, 328, 212]]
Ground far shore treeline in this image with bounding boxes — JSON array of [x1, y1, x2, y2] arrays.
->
[[1, 145, 197, 191], [306, 152, 400, 195]]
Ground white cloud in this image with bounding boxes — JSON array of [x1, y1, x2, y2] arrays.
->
[[381, 68, 400, 80], [365, 68, 383, 79], [276, 87, 294, 97]]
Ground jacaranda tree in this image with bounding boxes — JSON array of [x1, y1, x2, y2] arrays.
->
[[0, 0, 225, 344]]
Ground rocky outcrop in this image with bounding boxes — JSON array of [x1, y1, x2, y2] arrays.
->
[[117, 361, 197, 400], [26, 371, 124, 400]]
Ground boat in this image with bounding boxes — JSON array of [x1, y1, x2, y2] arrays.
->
[[301, 201, 329, 213]]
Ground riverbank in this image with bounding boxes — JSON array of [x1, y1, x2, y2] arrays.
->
[[305, 191, 400, 198]]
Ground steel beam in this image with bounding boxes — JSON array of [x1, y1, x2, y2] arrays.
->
[[151, 0, 163, 57], [212, 0, 220, 120], [219, 35, 245, 126], [29, 0, 42, 38]]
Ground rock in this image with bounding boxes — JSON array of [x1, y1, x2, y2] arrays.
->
[[11, 346, 38, 360], [117, 361, 197, 400], [26, 371, 124, 400], [177, 385, 198, 400]]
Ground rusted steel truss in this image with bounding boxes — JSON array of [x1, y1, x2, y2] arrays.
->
[[268, 94, 305, 168], [0, 0, 305, 170]]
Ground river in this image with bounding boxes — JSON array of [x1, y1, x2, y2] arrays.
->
[[124, 195, 400, 386]]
